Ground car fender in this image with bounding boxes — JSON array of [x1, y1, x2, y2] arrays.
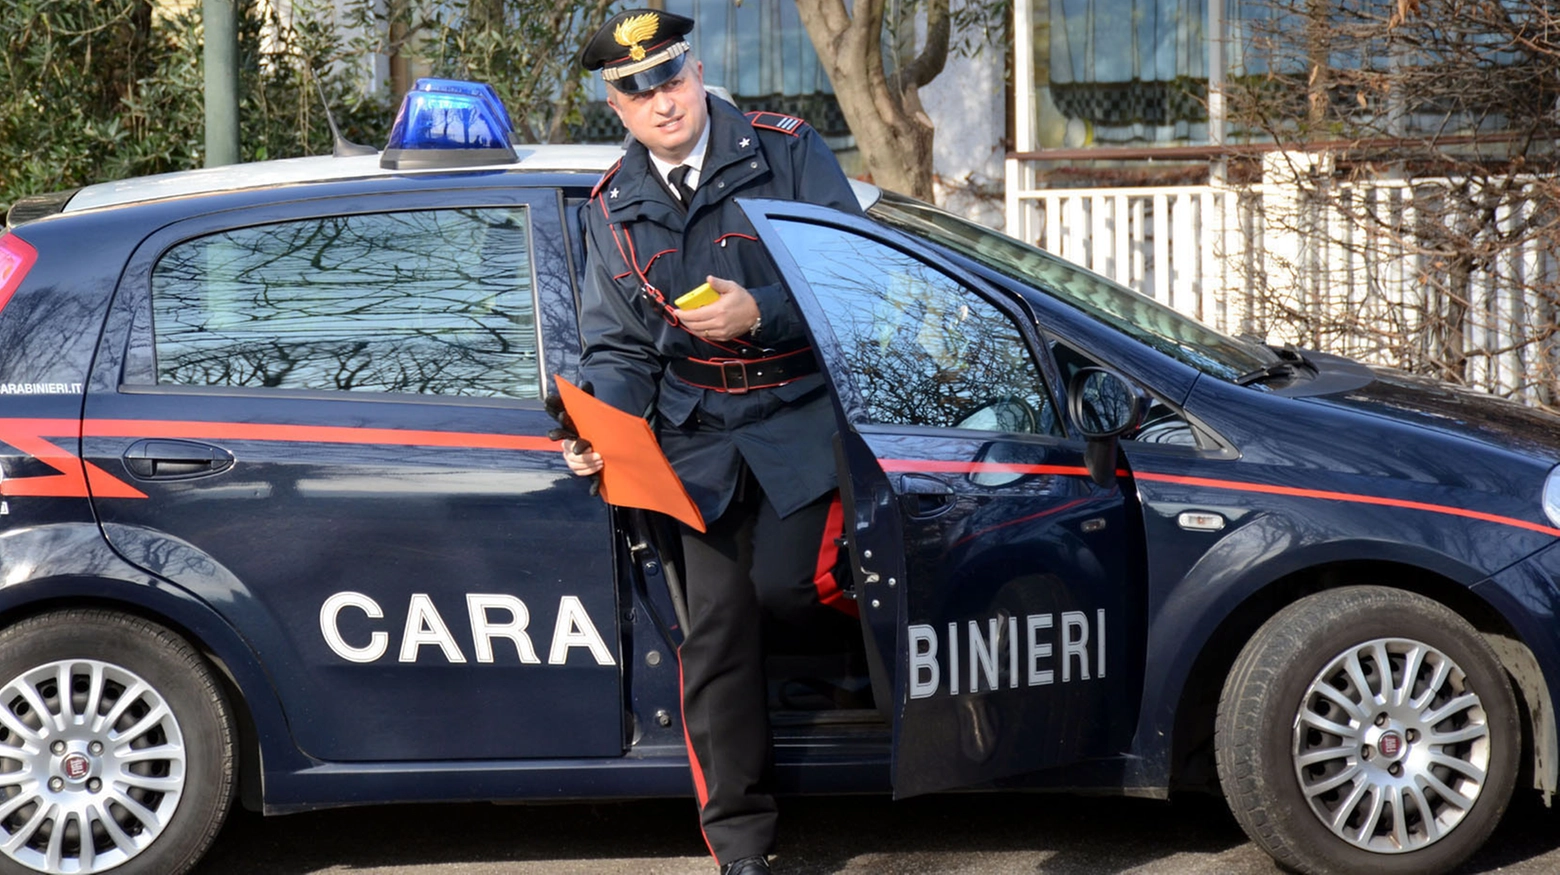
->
[[1125, 512, 1492, 789], [1473, 550, 1560, 801], [0, 521, 309, 777]]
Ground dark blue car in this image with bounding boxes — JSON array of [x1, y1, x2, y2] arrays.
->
[[1, 85, 1558, 875]]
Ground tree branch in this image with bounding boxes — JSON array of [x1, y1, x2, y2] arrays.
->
[[898, 0, 950, 90]]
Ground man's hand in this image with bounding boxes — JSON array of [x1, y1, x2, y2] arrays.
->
[[562, 441, 605, 476], [677, 275, 761, 342], [545, 382, 603, 493]]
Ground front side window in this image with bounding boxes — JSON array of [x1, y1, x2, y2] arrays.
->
[[771, 219, 1060, 435], [149, 208, 539, 399]]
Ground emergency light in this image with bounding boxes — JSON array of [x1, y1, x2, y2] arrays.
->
[[412, 78, 514, 133], [380, 79, 518, 170]]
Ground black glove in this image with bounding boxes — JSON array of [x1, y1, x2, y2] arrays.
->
[[545, 381, 600, 496]]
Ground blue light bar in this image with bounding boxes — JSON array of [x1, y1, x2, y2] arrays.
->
[[380, 82, 518, 170], [413, 78, 514, 132]]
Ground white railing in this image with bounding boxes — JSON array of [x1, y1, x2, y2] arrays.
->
[[1005, 183, 1256, 338], [1004, 157, 1560, 404]]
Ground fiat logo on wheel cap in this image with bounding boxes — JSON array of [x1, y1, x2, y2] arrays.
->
[[61, 753, 91, 780], [1378, 732, 1403, 759]]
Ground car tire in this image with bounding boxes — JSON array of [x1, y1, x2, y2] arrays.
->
[[1215, 586, 1518, 875], [0, 610, 236, 875]]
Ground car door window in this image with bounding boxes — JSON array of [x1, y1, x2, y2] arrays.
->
[[771, 220, 1060, 436], [147, 208, 539, 399]]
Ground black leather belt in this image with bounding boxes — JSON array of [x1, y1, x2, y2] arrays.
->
[[669, 348, 819, 394]]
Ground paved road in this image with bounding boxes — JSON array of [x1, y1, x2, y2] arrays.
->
[[193, 789, 1560, 874]]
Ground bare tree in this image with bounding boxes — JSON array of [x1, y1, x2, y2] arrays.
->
[[795, 0, 1007, 200], [1227, 0, 1560, 405]]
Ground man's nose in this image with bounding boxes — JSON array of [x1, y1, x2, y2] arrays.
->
[[654, 89, 677, 113]]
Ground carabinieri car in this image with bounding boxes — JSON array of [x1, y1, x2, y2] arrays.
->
[[2, 80, 1559, 875]]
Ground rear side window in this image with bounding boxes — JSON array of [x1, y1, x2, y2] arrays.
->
[[149, 208, 539, 399]]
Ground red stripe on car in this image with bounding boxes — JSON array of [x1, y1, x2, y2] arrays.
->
[[878, 459, 1094, 478], [878, 458, 1560, 538], [80, 419, 556, 452], [1133, 470, 1560, 537], [0, 418, 557, 500]]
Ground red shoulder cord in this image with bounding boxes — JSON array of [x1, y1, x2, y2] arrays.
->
[[595, 195, 745, 356]]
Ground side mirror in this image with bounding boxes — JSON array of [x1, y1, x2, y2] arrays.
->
[[1067, 368, 1145, 487], [1068, 368, 1144, 438]]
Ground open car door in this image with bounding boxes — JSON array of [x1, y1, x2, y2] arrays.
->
[[740, 200, 1146, 797]]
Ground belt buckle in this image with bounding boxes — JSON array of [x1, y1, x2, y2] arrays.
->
[[718, 360, 749, 394]]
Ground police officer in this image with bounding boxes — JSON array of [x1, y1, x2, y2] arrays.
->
[[562, 9, 862, 875]]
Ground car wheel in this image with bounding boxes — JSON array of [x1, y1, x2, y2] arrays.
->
[[0, 610, 235, 875], [1216, 586, 1518, 875]]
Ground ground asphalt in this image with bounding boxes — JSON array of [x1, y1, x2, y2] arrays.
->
[[192, 789, 1560, 874]]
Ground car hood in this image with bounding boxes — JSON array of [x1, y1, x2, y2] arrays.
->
[[1310, 363, 1560, 465]]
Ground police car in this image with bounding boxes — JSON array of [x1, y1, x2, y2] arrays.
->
[[1, 79, 1557, 875]]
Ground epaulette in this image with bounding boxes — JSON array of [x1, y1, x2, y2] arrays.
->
[[746, 111, 809, 137], [590, 159, 623, 200]]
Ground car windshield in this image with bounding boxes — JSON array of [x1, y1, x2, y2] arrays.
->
[[868, 192, 1280, 381]]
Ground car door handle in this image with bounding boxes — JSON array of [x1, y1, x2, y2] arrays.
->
[[898, 473, 955, 518], [122, 439, 235, 480]]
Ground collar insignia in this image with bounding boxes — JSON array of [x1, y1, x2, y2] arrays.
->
[[614, 13, 658, 62], [610, 188, 620, 199], [739, 137, 751, 149]]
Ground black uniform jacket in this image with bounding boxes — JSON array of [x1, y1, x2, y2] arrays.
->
[[577, 96, 861, 521]]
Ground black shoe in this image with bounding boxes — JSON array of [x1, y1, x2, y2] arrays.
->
[[720, 855, 771, 875]]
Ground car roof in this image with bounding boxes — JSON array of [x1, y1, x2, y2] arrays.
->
[[51, 143, 882, 223], [63, 145, 628, 214]]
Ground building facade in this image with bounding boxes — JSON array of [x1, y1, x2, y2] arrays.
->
[[1005, 0, 1560, 405]]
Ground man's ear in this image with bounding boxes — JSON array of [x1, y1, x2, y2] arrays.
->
[[604, 90, 624, 121]]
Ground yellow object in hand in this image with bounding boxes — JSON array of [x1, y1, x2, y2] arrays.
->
[[674, 282, 719, 310]]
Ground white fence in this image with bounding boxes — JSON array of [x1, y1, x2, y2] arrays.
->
[[1004, 157, 1560, 404]]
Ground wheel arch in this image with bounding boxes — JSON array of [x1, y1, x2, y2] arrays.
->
[[0, 573, 309, 808], [1164, 558, 1553, 802]]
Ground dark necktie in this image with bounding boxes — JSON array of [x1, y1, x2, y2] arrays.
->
[[668, 164, 696, 204]]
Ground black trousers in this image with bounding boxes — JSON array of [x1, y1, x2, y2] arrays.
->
[[677, 481, 847, 865]]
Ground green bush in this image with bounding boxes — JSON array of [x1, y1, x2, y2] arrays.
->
[[1, 0, 609, 213], [0, 0, 391, 211]]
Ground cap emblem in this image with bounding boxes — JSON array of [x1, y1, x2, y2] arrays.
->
[[615, 13, 659, 62], [584, 8, 694, 90]]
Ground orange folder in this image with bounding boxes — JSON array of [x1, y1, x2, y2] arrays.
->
[[555, 376, 706, 532]]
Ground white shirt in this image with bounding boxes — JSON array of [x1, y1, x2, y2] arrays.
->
[[648, 119, 711, 197]]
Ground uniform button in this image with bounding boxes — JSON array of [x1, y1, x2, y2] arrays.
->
[[750, 162, 758, 169], [717, 181, 726, 189]]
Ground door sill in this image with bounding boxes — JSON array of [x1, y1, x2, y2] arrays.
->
[[771, 707, 885, 728]]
